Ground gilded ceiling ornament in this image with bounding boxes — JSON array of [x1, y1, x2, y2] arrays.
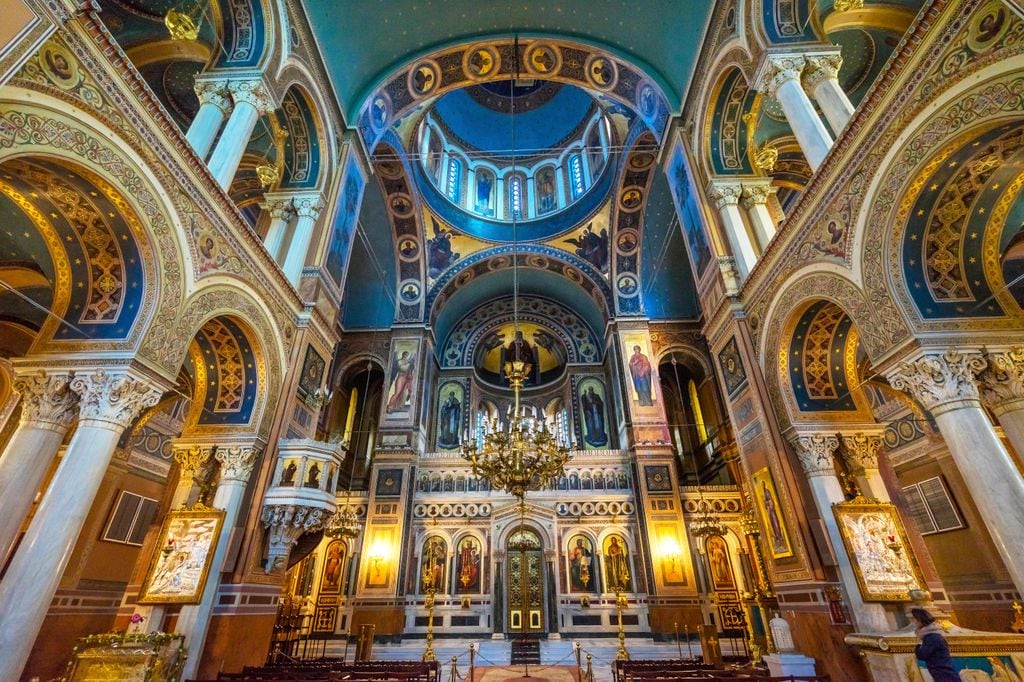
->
[[833, 0, 864, 12], [753, 142, 779, 173], [164, 9, 200, 42], [255, 164, 279, 189]]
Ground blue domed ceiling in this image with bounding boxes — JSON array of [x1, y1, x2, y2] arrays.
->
[[432, 82, 595, 156]]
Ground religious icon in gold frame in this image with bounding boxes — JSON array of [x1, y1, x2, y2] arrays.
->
[[139, 505, 225, 604], [752, 467, 793, 559], [832, 498, 926, 602]]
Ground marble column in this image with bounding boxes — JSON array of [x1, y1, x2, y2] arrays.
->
[[740, 180, 777, 250], [888, 349, 1024, 593], [207, 79, 275, 190], [707, 180, 757, 277], [187, 79, 232, 161], [792, 433, 895, 632], [978, 347, 1024, 460], [801, 53, 855, 137], [0, 368, 78, 566], [839, 432, 888, 501], [757, 54, 834, 171], [176, 443, 261, 681], [260, 195, 295, 263], [281, 195, 324, 285], [126, 443, 215, 631], [0, 368, 164, 682]]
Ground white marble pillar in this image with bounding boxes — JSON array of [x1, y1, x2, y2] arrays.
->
[[0, 368, 163, 682], [0, 368, 77, 566], [207, 79, 275, 190], [757, 54, 834, 171], [187, 79, 232, 161], [840, 432, 888, 502], [740, 181, 777, 250], [802, 53, 855, 137], [127, 444, 215, 632], [979, 347, 1024, 460], [792, 433, 896, 632], [888, 349, 1024, 593], [281, 195, 324, 285], [260, 195, 295, 263], [707, 180, 758, 277], [176, 443, 261, 680]]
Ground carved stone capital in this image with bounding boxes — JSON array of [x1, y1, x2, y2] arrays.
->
[[69, 369, 163, 430], [172, 444, 215, 480], [740, 181, 773, 209], [261, 197, 295, 221], [227, 79, 275, 115], [707, 181, 743, 209], [262, 503, 327, 572], [193, 78, 233, 114], [979, 347, 1024, 416], [293, 196, 324, 220], [886, 349, 986, 415], [840, 433, 883, 475], [801, 53, 844, 91], [758, 55, 806, 97], [791, 433, 839, 478], [12, 369, 78, 431], [215, 444, 260, 483]]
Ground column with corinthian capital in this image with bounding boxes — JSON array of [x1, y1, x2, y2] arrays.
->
[[0, 368, 165, 682], [791, 432, 896, 632], [176, 441, 262, 681], [888, 349, 1024, 593], [207, 79, 276, 190], [281, 194, 324, 285], [839, 432, 888, 502], [707, 180, 758, 277], [978, 347, 1024, 460], [0, 367, 78, 566], [260, 194, 296, 263], [801, 52, 855, 135], [187, 78, 233, 160], [755, 54, 834, 171], [740, 179, 777, 250]]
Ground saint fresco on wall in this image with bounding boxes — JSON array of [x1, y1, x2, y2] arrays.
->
[[567, 534, 595, 593], [325, 153, 366, 287], [706, 535, 735, 590], [666, 138, 712, 277], [455, 536, 481, 593], [421, 536, 447, 592], [320, 540, 347, 595], [603, 535, 632, 592], [752, 467, 792, 559], [577, 377, 609, 449], [385, 339, 419, 418], [620, 332, 658, 408], [436, 381, 464, 451], [537, 166, 557, 214]]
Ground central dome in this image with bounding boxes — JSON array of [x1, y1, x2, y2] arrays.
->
[[414, 80, 613, 236]]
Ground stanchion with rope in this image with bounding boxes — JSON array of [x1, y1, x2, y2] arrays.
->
[[574, 641, 582, 681], [469, 643, 475, 682], [449, 655, 459, 682], [585, 653, 594, 682]]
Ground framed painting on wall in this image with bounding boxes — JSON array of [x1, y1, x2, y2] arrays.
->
[[139, 506, 225, 604], [752, 467, 793, 559]]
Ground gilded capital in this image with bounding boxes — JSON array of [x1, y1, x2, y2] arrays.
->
[[13, 369, 78, 431], [69, 369, 164, 430], [801, 53, 844, 91], [227, 79, 275, 115], [758, 55, 806, 97], [840, 433, 883, 475], [740, 182, 773, 209], [215, 444, 260, 482], [173, 444, 215, 480], [886, 349, 986, 414], [193, 78, 233, 113], [707, 181, 743, 209], [792, 433, 839, 478], [979, 347, 1024, 416]]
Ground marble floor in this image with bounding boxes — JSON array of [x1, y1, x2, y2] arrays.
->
[[320, 636, 747, 682]]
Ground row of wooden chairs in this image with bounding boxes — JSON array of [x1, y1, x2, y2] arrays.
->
[[188, 659, 439, 682], [613, 659, 829, 682]]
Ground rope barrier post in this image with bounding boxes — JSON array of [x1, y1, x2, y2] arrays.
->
[[449, 655, 459, 682], [574, 641, 582, 681], [674, 622, 682, 659], [585, 653, 593, 682], [469, 643, 475, 682]]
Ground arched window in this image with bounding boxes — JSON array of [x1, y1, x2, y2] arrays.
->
[[688, 379, 707, 444], [509, 175, 523, 219], [568, 154, 585, 199], [447, 158, 461, 203]]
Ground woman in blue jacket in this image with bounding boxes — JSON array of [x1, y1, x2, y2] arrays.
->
[[912, 608, 958, 682]]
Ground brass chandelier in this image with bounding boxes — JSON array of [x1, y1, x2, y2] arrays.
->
[[459, 45, 573, 500]]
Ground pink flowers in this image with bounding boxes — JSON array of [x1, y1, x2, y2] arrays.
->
[[129, 613, 145, 625]]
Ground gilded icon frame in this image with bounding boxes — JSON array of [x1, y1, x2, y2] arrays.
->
[[832, 498, 926, 602], [139, 506, 225, 604]]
